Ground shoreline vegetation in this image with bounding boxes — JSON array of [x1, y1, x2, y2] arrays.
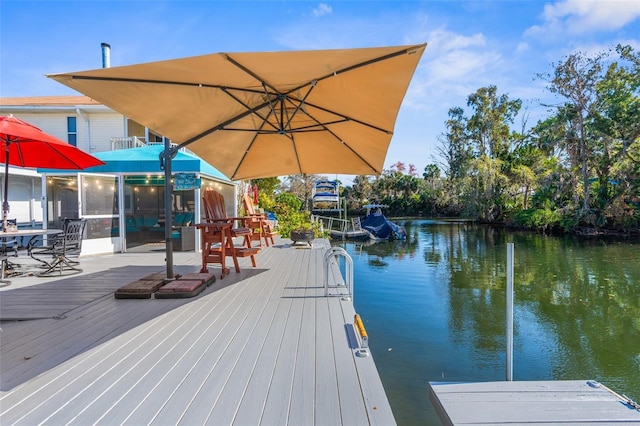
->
[[499, 220, 640, 238], [397, 216, 640, 239]]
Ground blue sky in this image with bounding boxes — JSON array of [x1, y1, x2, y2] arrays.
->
[[2, 1, 639, 180]]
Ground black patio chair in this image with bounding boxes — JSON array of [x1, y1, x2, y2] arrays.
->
[[28, 218, 87, 276], [1, 219, 19, 257], [1, 219, 19, 285]]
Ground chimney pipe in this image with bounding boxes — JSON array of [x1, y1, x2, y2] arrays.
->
[[101, 43, 111, 68]]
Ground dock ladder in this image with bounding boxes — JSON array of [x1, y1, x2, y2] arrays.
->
[[324, 247, 353, 300]]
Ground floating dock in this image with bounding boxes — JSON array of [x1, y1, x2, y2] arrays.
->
[[429, 380, 640, 425]]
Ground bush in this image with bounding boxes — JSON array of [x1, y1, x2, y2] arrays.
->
[[513, 207, 560, 230], [274, 192, 303, 211], [272, 192, 327, 238], [257, 192, 275, 212], [603, 198, 640, 229]]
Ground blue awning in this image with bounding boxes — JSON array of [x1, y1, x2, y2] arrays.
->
[[38, 144, 230, 181]]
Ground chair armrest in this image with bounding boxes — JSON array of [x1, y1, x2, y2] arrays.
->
[[226, 216, 251, 221], [26, 233, 60, 252], [243, 214, 267, 223], [224, 216, 255, 227], [27, 234, 64, 259], [26, 236, 41, 253], [200, 218, 234, 225], [244, 213, 266, 218], [196, 222, 231, 230]]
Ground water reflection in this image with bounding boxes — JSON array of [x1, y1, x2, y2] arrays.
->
[[334, 220, 640, 425]]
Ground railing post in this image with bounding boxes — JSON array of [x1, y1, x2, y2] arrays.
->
[[506, 243, 514, 381]]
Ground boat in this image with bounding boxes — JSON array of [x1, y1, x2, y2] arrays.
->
[[311, 180, 340, 211], [323, 204, 406, 241], [360, 204, 406, 240]]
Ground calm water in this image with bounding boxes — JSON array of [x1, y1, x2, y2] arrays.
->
[[332, 220, 640, 425]]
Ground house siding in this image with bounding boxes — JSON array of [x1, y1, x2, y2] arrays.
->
[[0, 109, 124, 154], [79, 113, 125, 153], [1, 173, 43, 225]]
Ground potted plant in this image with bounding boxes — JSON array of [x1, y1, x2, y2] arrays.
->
[[289, 226, 315, 244], [279, 210, 317, 244], [273, 193, 327, 245]]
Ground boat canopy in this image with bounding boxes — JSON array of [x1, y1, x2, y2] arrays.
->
[[361, 208, 406, 240]]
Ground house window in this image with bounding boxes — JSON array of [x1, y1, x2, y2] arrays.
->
[[67, 116, 77, 146]]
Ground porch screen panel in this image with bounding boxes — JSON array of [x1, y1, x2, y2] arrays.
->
[[80, 175, 119, 239]]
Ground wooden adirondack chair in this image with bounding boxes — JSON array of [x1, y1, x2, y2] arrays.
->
[[242, 193, 278, 247], [197, 189, 260, 278]]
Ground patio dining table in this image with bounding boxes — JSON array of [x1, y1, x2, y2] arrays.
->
[[1, 228, 63, 285]]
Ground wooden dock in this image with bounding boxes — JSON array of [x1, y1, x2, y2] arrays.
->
[[429, 380, 640, 425], [0, 238, 395, 425]]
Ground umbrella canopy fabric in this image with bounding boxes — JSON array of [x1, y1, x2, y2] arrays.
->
[[48, 44, 426, 180], [48, 44, 425, 278], [0, 115, 105, 231]]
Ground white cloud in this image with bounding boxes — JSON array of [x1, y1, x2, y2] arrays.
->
[[429, 28, 487, 50], [313, 3, 332, 17], [418, 28, 498, 87], [516, 42, 530, 54], [527, 0, 640, 37], [403, 27, 505, 115]]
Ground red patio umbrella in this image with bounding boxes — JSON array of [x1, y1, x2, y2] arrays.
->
[[0, 115, 105, 231]]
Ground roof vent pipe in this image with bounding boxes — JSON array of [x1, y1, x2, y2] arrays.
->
[[101, 43, 111, 68]]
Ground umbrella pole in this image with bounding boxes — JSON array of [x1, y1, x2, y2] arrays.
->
[[162, 139, 174, 280], [2, 146, 9, 232]]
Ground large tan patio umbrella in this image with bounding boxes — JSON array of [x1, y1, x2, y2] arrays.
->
[[48, 43, 426, 277]]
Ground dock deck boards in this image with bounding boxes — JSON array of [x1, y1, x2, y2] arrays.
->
[[0, 238, 395, 425], [429, 380, 640, 425]]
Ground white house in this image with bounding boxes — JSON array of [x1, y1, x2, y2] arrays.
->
[[1, 96, 114, 228], [0, 96, 237, 255]]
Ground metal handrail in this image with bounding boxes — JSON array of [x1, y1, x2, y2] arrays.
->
[[324, 247, 353, 300]]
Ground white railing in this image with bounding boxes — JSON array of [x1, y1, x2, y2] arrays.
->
[[110, 138, 190, 153], [110, 136, 147, 150]]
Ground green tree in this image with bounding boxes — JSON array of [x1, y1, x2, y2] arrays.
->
[[423, 164, 440, 181], [466, 85, 522, 160], [591, 45, 640, 223], [538, 50, 606, 213], [531, 110, 583, 211], [252, 177, 281, 210], [437, 87, 522, 220], [420, 164, 445, 215], [437, 107, 472, 214], [282, 174, 318, 211], [348, 175, 373, 210]]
